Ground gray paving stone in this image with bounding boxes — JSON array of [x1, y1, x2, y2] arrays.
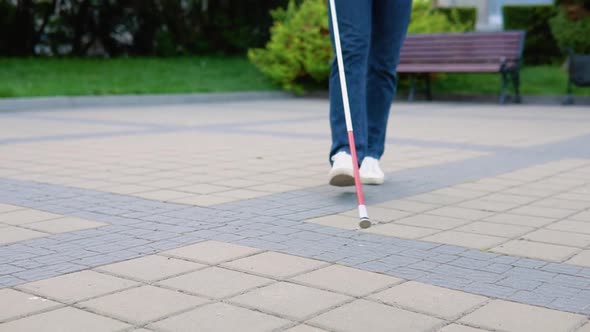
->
[[553, 274, 590, 288], [510, 290, 556, 306], [506, 267, 557, 282], [551, 297, 590, 314], [12, 267, 60, 281], [464, 282, 517, 298], [430, 245, 468, 255], [513, 258, 548, 269], [428, 254, 459, 264], [417, 273, 473, 289], [0, 275, 25, 288], [497, 277, 542, 291], [535, 284, 582, 298], [481, 263, 513, 274], [450, 257, 492, 269], [408, 260, 441, 271], [541, 263, 583, 275]]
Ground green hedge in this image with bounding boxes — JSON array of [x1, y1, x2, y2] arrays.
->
[[503, 5, 561, 64]]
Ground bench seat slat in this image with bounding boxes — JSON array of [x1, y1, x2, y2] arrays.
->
[[397, 63, 503, 73]]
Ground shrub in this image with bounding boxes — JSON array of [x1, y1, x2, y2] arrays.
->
[[408, 0, 473, 34], [550, 6, 590, 53], [248, 0, 331, 93]]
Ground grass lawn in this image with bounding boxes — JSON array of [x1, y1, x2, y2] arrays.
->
[[0, 57, 278, 98], [1, 58, 588, 98], [415, 65, 590, 96]]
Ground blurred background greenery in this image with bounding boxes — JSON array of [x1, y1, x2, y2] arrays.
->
[[0, 0, 588, 97]]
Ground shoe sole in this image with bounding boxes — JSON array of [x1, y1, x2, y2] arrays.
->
[[361, 176, 384, 185], [329, 169, 355, 187]]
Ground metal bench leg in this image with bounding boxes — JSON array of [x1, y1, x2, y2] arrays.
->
[[409, 75, 416, 102], [511, 71, 522, 104], [563, 79, 574, 105], [499, 71, 508, 104], [425, 74, 433, 101]]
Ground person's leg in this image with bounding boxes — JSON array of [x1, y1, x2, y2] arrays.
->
[[365, 0, 412, 160], [328, 0, 372, 164]]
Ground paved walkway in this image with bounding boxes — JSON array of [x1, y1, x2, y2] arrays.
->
[[1, 99, 590, 331]]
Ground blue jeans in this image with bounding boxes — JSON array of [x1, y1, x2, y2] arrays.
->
[[328, 0, 412, 164]]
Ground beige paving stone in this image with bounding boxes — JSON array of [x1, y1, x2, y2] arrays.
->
[[162, 240, 261, 264], [503, 186, 558, 198], [158, 266, 273, 299], [396, 214, 469, 230], [284, 325, 330, 332], [78, 285, 208, 324], [566, 250, 590, 267], [142, 178, 188, 188], [362, 223, 440, 239], [375, 199, 439, 213], [306, 214, 361, 230], [342, 207, 411, 222], [509, 205, 576, 219], [438, 324, 491, 332], [455, 221, 533, 238], [230, 282, 350, 320], [576, 322, 590, 332], [0, 209, 62, 226], [174, 183, 231, 194], [0, 226, 47, 245], [407, 193, 466, 205], [169, 194, 238, 206], [223, 252, 327, 278], [423, 231, 506, 249], [100, 184, 153, 195], [483, 213, 555, 227], [216, 189, 269, 199], [309, 299, 443, 332], [291, 265, 401, 297], [482, 193, 537, 204], [459, 300, 585, 332], [426, 206, 495, 221], [522, 229, 590, 248], [96, 255, 205, 282], [492, 240, 579, 261], [431, 187, 490, 198], [370, 281, 487, 319], [248, 183, 301, 193], [533, 198, 590, 211], [0, 203, 23, 213], [150, 302, 290, 332], [0, 307, 130, 332], [18, 270, 138, 303], [459, 179, 517, 192], [25, 217, 106, 234], [0, 289, 61, 322], [548, 220, 590, 235], [134, 189, 191, 201], [558, 192, 590, 202], [571, 210, 590, 222], [458, 199, 521, 213]]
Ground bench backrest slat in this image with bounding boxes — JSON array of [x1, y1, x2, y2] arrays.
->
[[398, 31, 525, 69]]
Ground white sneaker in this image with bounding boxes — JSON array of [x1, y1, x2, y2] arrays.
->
[[329, 151, 354, 186], [360, 157, 385, 185]]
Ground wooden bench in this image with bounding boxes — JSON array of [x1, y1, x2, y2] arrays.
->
[[397, 31, 526, 104]]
